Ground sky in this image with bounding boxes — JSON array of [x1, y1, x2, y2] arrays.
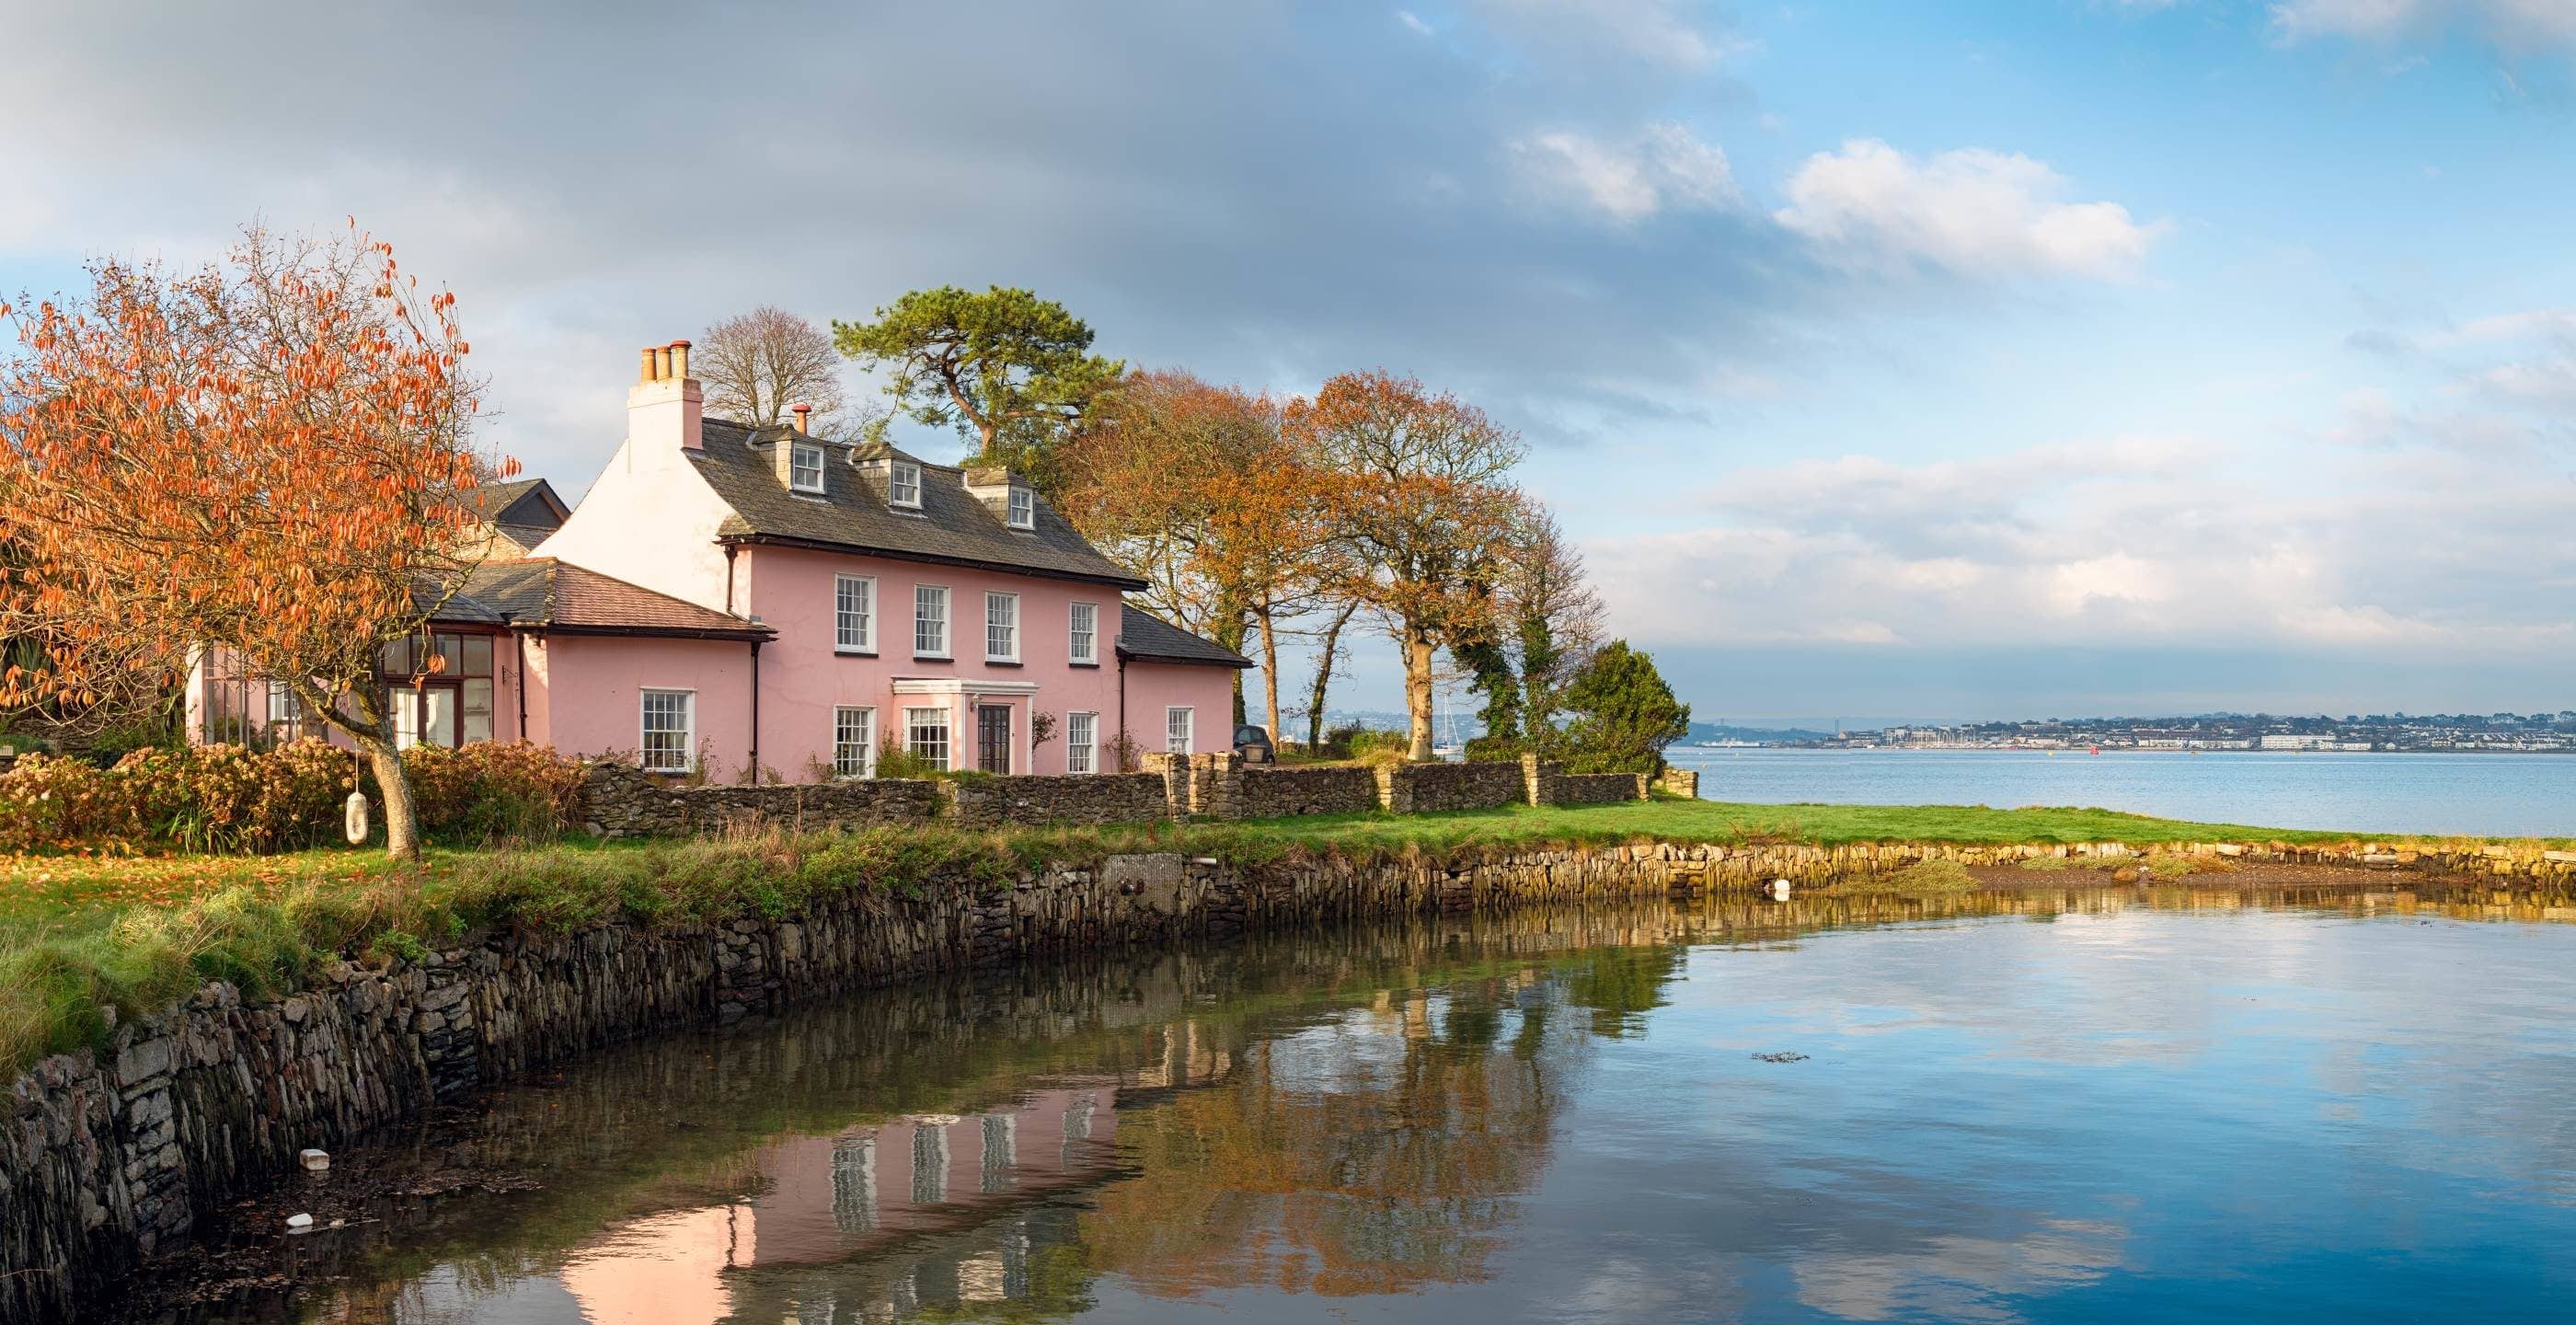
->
[[4, 0, 2572, 724]]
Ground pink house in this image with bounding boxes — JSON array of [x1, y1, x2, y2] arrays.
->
[[186, 341, 1248, 780]]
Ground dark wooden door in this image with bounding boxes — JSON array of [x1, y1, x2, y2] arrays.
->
[[977, 705, 1012, 774]]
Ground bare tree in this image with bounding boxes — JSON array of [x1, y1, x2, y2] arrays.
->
[[696, 305, 857, 435]]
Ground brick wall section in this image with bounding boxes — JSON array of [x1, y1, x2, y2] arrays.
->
[[1239, 766, 1379, 818], [943, 773, 1170, 826]]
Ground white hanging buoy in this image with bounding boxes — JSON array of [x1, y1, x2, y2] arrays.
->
[[343, 790, 371, 845], [299, 1148, 330, 1172], [1768, 879, 1793, 900], [285, 1212, 316, 1233]]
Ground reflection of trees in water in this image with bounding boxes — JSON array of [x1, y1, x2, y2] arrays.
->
[[1563, 944, 1688, 1039], [1080, 958, 1683, 1299]]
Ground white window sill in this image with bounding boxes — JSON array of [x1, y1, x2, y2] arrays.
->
[[834, 647, 878, 657], [985, 656, 1021, 665], [914, 652, 951, 662]]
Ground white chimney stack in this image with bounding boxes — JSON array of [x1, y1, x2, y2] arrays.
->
[[628, 339, 704, 453]]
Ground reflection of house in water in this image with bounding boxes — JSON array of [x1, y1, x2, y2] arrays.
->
[[556, 1030, 1238, 1325]]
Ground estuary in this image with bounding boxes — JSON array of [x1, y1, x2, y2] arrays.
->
[[139, 883, 2576, 1324]]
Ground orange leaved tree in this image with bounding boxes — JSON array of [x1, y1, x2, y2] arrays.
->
[[1059, 369, 1338, 734], [0, 224, 495, 858], [1288, 371, 1526, 762]]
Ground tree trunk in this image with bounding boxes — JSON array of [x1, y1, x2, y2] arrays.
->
[[294, 678, 420, 860], [1256, 605, 1282, 744], [1305, 601, 1356, 753], [359, 728, 421, 860], [1404, 623, 1437, 763]]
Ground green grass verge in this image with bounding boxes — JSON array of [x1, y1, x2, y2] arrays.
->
[[0, 797, 2533, 1077]]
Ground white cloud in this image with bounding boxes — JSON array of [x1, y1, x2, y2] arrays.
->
[[1512, 122, 1741, 222], [1774, 140, 2167, 281], [1585, 428, 2576, 659], [2271, 0, 2576, 51], [1397, 9, 1434, 37]]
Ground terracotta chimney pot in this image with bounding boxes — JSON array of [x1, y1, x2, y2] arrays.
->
[[791, 403, 811, 434], [638, 347, 660, 383], [669, 340, 692, 380]]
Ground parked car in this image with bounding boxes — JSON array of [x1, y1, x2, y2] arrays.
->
[[1233, 724, 1275, 764]]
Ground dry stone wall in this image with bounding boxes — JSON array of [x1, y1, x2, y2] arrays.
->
[[943, 773, 1170, 826], [1239, 766, 1379, 818], [1374, 760, 1526, 814], [582, 747, 1682, 836]]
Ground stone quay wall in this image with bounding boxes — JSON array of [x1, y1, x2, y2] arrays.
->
[[13, 834, 2576, 1320]]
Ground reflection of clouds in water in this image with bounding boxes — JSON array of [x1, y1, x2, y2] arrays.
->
[[1790, 1218, 2125, 1324], [1553, 1254, 1741, 1324]]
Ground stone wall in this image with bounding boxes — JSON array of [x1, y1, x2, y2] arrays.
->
[[1239, 766, 1379, 818], [14, 833, 2576, 1319], [943, 773, 1171, 827], [1554, 772, 1647, 804], [1374, 759, 1526, 814], [580, 760, 938, 837], [1656, 768, 1700, 799], [584, 749, 1673, 836]]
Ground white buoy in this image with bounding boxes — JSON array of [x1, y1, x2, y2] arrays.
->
[[299, 1148, 330, 1172], [343, 790, 370, 845], [1768, 879, 1793, 900], [285, 1212, 316, 1233]]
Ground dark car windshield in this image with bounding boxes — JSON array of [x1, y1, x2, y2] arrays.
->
[[1233, 726, 1270, 743]]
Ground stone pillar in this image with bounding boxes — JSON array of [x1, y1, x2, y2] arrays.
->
[[1631, 772, 1650, 801], [1141, 751, 1187, 819], [1519, 754, 1568, 806], [1192, 752, 1245, 820], [1373, 764, 1414, 813], [1654, 768, 1699, 799]]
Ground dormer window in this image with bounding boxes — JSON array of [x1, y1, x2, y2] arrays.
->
[[1007, 487, 1034, 530], [889, 460, 922, 509], [789, 443, 826, 494]]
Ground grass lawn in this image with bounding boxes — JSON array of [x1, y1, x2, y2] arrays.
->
[[0, 796, 2521, 1076]]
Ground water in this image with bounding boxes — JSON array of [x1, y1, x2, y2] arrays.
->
[[1666, 747, 2576, 837], [144, 887, 2576, 1325]]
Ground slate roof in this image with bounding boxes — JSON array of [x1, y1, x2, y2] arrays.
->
[[459, 478, 569, 526], [441, 558, 773, 640], [684, 419, 1145, 589], [1117, 607, 1253, 669]]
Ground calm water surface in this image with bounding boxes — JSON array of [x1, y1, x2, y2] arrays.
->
[[1666, 747, 2576, 837], [168, 890, 2576, 1325]]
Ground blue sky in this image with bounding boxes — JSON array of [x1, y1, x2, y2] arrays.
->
[[5, 1, 2571, 722]]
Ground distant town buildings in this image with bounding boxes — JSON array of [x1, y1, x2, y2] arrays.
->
[[1708, 711, 2576, 754]]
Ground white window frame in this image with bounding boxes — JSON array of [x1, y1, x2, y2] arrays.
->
[[1065, 711, 1097, 775], [833, 705, 877, 778], [904, 706, 950, 771], [984, 591, 1019, 663], [1166, 706, 1194, 755], [1007, 487, 1034, 529], [1067, 601, 1098, 666], [914, 584, 950, 659], [790, 442, 826, 494], [834, 573, 876, 654], [889, 460, 923, 509], [641, 688, 696, 774]]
